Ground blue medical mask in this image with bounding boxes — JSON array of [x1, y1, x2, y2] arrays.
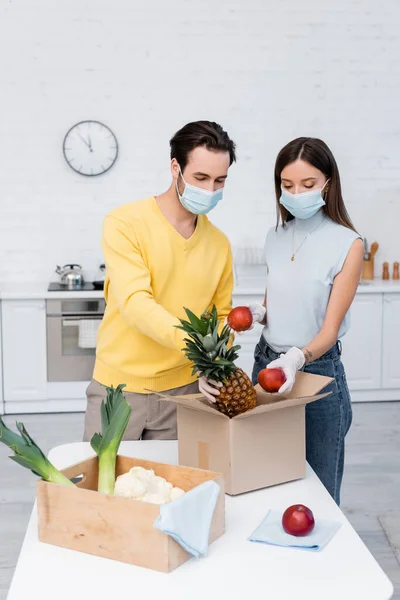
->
[[176, 168, 223, 215], [279, 179, 330, 220]]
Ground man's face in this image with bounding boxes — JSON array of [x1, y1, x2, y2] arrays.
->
[[172, 146, 230, 195]]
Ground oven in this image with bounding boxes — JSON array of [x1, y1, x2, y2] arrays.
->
[[46, 298, 105, 382]]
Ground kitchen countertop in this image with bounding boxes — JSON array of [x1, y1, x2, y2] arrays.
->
[[0, 277, 399, 300], [233, 277, 400, 295], [0, 282, 105, 300], [6, 441, 394, 600]]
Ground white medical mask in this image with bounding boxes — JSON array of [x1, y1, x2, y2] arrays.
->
[[279, 179, 330, 220], [176, 168, 223, 215]]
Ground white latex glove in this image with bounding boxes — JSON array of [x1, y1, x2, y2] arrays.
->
[[198, 376, 222, 403], [266, 347, 305, 394], [247, 302, 266, 330], [224, 303, 266, 335]]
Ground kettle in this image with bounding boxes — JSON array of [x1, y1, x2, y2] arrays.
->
[[55, 264, 85, 289]]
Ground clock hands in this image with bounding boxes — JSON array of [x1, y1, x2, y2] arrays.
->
[[76, 131, 93, 152]]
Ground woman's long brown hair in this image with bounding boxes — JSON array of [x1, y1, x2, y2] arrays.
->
[[274, 137, 357, 232]]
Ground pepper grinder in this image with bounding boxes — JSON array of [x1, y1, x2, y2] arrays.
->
[[393, 262, 399, 280], [382, 262, 389, 280]]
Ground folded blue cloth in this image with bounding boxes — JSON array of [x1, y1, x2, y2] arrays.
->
[[249, 509, 341, 552], [153, 480, 220, 558]]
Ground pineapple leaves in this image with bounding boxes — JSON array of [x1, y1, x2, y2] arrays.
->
[[201, 333, 217, 353], [175, 304, 257, 418], [177, 307, 210, 337], [175, 304, 240, 381], [213, 357, 236, 366]]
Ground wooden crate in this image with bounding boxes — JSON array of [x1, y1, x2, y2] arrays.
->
[[37, 455, 225, 573]]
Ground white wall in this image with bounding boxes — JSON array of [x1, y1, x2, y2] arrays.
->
[[0, 0, 399, 283]]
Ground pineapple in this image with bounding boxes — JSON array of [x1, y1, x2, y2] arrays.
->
[[176, 305, 257, 418]]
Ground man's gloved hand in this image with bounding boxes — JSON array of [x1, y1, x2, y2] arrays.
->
[[198, 376, 222, 403], [266, 347, 305, 394]]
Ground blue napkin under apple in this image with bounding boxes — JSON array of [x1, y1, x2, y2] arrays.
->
[[249, 509, 341, 551]]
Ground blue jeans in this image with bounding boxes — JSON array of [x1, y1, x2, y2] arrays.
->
[[251, 336, 353, 505]]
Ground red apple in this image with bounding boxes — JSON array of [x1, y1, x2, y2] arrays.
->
[[257, 368, 286, 393], [282, 504, 315, 536], [227, 306, 253, 332]]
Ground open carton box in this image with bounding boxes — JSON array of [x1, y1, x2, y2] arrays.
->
[[154, 371, 333, 495], [37, 455, 225, 573]]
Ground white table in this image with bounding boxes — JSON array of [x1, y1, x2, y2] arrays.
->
[[7, 441, 393, 600]]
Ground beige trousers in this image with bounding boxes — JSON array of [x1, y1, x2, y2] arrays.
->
[[83, 379, 199, 442]]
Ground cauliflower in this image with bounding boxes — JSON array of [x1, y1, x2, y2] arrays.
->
[[148, 475, 173, 499], [141, 492, 169, 505], [114, 471, 147, 499], [114, 467, 186, 504], [129, 466, 155, 483]]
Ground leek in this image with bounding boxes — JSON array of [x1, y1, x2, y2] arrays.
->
[[90, 383, 132, 495], [0, 417, 74, 487]]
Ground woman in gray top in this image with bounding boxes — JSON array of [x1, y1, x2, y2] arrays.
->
[[253, 137, 363, 505], [201, 137, 363, 506]]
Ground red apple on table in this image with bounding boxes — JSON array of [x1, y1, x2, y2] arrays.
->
[[282, 504, 315, 536], [227, 306, 253, 332], [257, 368, 286, 393]]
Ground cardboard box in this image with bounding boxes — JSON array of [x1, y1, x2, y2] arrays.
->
[[37, 455, 225, 573], [155, 371, 333, 496]]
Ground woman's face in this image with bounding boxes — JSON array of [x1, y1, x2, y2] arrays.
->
[[280, 159, 328, 194]]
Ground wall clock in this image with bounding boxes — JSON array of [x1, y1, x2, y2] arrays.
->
[[63, 120, 118, 176]]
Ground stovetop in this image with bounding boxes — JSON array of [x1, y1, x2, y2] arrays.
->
[[48, 282, 100, 292]]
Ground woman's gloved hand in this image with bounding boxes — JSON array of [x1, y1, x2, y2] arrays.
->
[[198, 376, 222, 403], [224, 303, 266, 334], [266, 347, 305, 394], [248, 302, 266, 329]]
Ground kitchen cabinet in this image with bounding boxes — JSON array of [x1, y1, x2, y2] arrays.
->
[[340, 294, 383, 390], [382, 293, 400, 389], [0, 281, 399, 412], [2, 300, 48, 402]]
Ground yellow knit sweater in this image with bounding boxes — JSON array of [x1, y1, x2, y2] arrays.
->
[[93, 197, 233, 393]]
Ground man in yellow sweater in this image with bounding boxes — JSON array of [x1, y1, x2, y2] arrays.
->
[[83, 121, 236, 441]]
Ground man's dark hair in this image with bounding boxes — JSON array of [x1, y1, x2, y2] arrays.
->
[[170, 121, 236, 171]]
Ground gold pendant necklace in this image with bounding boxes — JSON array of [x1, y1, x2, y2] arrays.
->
[[291, 216, 325, 262]]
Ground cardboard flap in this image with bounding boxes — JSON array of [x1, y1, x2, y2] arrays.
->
[[256, 370, 333, 402], [146, 389, 228, 418], [283, 370, 333, 398], [233, 371, 334, 420], [146, 371, 333, 421], [234, 392, 331, 419]]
